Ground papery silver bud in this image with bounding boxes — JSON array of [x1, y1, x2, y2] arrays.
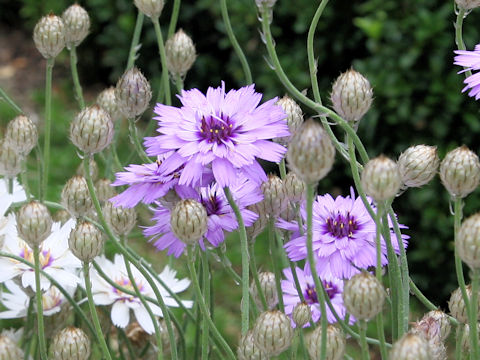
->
[[170, 199, 208, 245], [97, 87, 122, 121], [49, 326, 91, 360], [0, 141, 23, 177], [165, 29, 196, 78], [440, 145, 480, 199], [76, 158, 98, 182], [246, 203, 268, 241], [449, 285, 480, 323], [460, 323, 480, 352], [419, 310, 451, 342], [306, 324, 345, 360], [4, 115, 38, 155], [237, 329, 269, 360], [134, 0, 165, 18], [457, 213, 480, 270], [255, 0, 277, 10], [342, 272, 385, 320], [115, 67, 152, 118], [70, 105, 114, 154], [273, 96, 303, 145], [33, 14, 65, 59], [0, 335, 24, 359], [103, 201, 136, 236], [62, 4, 90, 48], [292, 302, 311, 328], [390, 333, 430, 360], [260, 174, 287, 218], [280, 202, 297, 222], [287, 119, 335, 185], [398, 145, 439, 188], [361, 155, 401, 201], [250, 272, 278, 310], [16, 201, 52, 247], [53, 209, 72, 225], [411, 317, 447, 360], [68, 221, 104, 263], [284, 172, 305, 203], [61, 176, 94, 218], [95, 178, 116, 203], [455, 0, 480, 10], [253, 310, 294, 356]]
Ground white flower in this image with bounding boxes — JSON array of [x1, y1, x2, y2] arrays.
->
[[0, 281, 74, 318], [0, 218, 81, 291], [0, 178, 27, 215], [90, 254, 193, 334]]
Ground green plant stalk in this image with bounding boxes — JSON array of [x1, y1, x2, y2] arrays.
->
[[21, 162, 32, 200], [220, 0, 252, 84], [186, 247, 236, 360], [127, 12, 144, 70], [152, 18, 172, 106], [249, 243, 268, 311], [83, 263, 113, 360], [201, 250, 210, 360], [224, 186, 250, 335], [174, 73, 184, 94], [469, 269, 480, 360], [0, 86, 23, 114], [33, 246, 48, 360], [375, 313, 388, 360], [359, 320, 370, 360], [22, 299, 35, 360], [167, 0, 181, 37], [456, 325, 465, 360], [7, 178, 13, 194], [69, 46, 85, 109], [268, 218, 285, 311], [454, 198, 470, 312], [128, 118, 152, 163], [40, 58, 54, 202], [279, 158, 287, 179], [455, 7, 473, 78]]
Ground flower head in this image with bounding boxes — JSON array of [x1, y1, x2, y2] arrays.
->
[[454, 44, 480, 99], [144, 82, 289, 188]]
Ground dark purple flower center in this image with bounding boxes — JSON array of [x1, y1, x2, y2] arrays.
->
[[199, 114, 234, 144], [304, 281, 338, 305], [325, 211, 358, 239], [201, 193, 221, 215]]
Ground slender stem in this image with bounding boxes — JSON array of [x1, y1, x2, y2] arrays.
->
[[456, 325, 465, 360], [174, 73, 184, 94], [127, 12, 144, 70], [83, 263, 113, 360], [22, 298, 35, 359], [201, 250, 210, 360], [454, 198, 470, 311], [359, 320, 370, 360], [7, 178, 13, 194], [167, 0, 181, 38], [455, 7, 473, 78], [152, 18, 172, 106], [20, 162, 32, 200], [469, 269, 480, 359], [279, 158, 287, 179], [375, 313, 388, 360], [69, 46, 85, 109], [224, 186, 249, 335], [128, 118, 152, 163], [249, 243, 268, 311], [0, 86, 23, 114], [33, 246, 47, 360], [41, 58, 54, 202], [220, 0, 252, 84]]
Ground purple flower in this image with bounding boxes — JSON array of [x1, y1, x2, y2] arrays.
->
[[144, 82, 289, 188], [144, 179, 262, 257], [278, 189, 408, 279], [454, 44, 480, 99], [281, 265, 352, 327]]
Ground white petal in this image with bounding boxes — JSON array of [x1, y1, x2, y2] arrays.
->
[[111, 301, 130, 328], [134, 306, 155, 334]]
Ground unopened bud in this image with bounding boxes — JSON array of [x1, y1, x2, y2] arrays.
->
[[97, 87, 121, 121], [253, 310, 294, 356], [280, 203, 297, 222], [398, 145, 439, 188], [250, 272, 278, 310], [62, 4, 90, 48], [331, 69, 373, 127], [33, 14, 65, 58], [134, 0, 165, 18], [0, 335, 24, 359], [449, 285, 480, 323], [237, 329, 268, 360], [411, 316, 447, 360], [390, 333, 430, 360], [273, 96, 303, 145], [16, 201, 52, 247], [4, 115, 38, 155], [460, 323, 480, 352], [292, 302, 311, 328], [255, 0, 277, 10], [95, 178, 116, 203], [260, 175, 287, 218], [170, 199, 208, 245], [61, 176, 94, 218], [287, 119, 335, 185], [284, 172, 305, 203], [420, 310, 451, 342], [455, 0, 480, 10], [457, 213, 480, 269], [342, 272, 385, 320], [306, 324, 345, 360], [70, 105, 114, 154], [53, 209, 71, 225], [440, 145, 480, 198], [115, 67, 152, 118], [361, 155, 401, 201], [76, 158, 98, 182], [68, 221, 104, 263], [246, 203, 268, 240], [104, 201, 136, 236], [165, 29, 196, 77], [0, 141, 23, 177], [49, 326, 91, 360]]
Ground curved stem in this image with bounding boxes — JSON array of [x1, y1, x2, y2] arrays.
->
[[33, 246, 47, 360], [127, 12, 144, 70], [69, 46, 85, 109], [40, 58, 54, 202], [201, 250, 210, 359], [454, 198, 470, 310], [469, 269, 480, 359], [0, 86, 23, 114], [152, 18, 172, 105], [167, 0, 181, 38]]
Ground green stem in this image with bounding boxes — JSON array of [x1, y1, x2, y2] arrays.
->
[[167, 0, 181, 38], [7, 178, 13, 194], [469, 269, 480, 359], [375, 314, 388, 360], [22, 298, 35, 359], [454, 198, 470, 311], [152, 18, 172, 106], [128, 118, 152, 163], [359, 320, 370, 360], [201, 250, 210, 359], [127, 12, 144, 70], [220, 0, 252, 84], [456, 325, 465, 360], [224, 186, 249, 335], [249, 243, 268, 311], [40, 58, 54, 202], [83, 263, 113, 360], [455, 7, 473, 78], [20, 162, 31, 200], [174, 73, 184, 94], [33, 246, 47, 360], [279, 158, 287, 179], [0, 86, 23, 114], [69, 46, 85, 109]]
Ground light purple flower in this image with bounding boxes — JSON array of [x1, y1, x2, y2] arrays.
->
[[454, 44, 480, 99], [281, 265, 351, 327], [278, 189, 408, 279], [144, 179, 262, 257], [144, 82, 289, 188]]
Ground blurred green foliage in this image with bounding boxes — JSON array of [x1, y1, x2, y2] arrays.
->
[[3, 0, 480, 307]]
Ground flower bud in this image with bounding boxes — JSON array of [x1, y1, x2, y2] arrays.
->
[[76, 158, 98, 182], [237, 329, 268, 360], [330, 69, 373, 127], [455, 0, 480, 10], [170, 199, 208, 245], [449, 285, 480, 323], [260, 175, 287, 218], [165, 29, 196, 77], [103, 201, 136, 236], [246, 203, 268, 241], [95, 178, 116, 203], [457, 213, 480, 269], [390, 333, 430, 360], [342, 272, 385, 320], [250, 272, 278, 310], [273, 96, 303, 145], [411, 316, 447, 360], [287, 119, 335, 185], [115, 67, 152, 118], [419, 310, 451, 342], [70, 105, 114, 154], [97, 87, 121, 121], [61, 176, 94, 218], [253, 310, 294, 356], [33, 14, 65, 59], [68, 221, 104, 263], [306, 324, 345, 360], [53, 209, 71, 225], [284, 172, 305, 203], [62, 4, 90, 48], [361, 155, 401, 201], [134, 0, 165, 18], [292, 302, 311, 328], [16, 201, 52, 247], [460, 323, 480, 352], [440, 145, 480, 198], [255, 0, 277, 10], [4, 115, 38, 155], [49, 326, 91, 360], [398, 145, 439, 188], [0, 335, 24, 359], [0, 141, 23, 177]]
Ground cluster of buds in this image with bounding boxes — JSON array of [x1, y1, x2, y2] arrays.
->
[[306, 324, 345, 360], [361, 155, 401, 202], [252, 310, 294, 356], [165, 29, 197, 78], [274, 96, 303, 146], [342, 271, 385, 320], [250, 271, 278, 310], [115, 67, 152, 119]]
